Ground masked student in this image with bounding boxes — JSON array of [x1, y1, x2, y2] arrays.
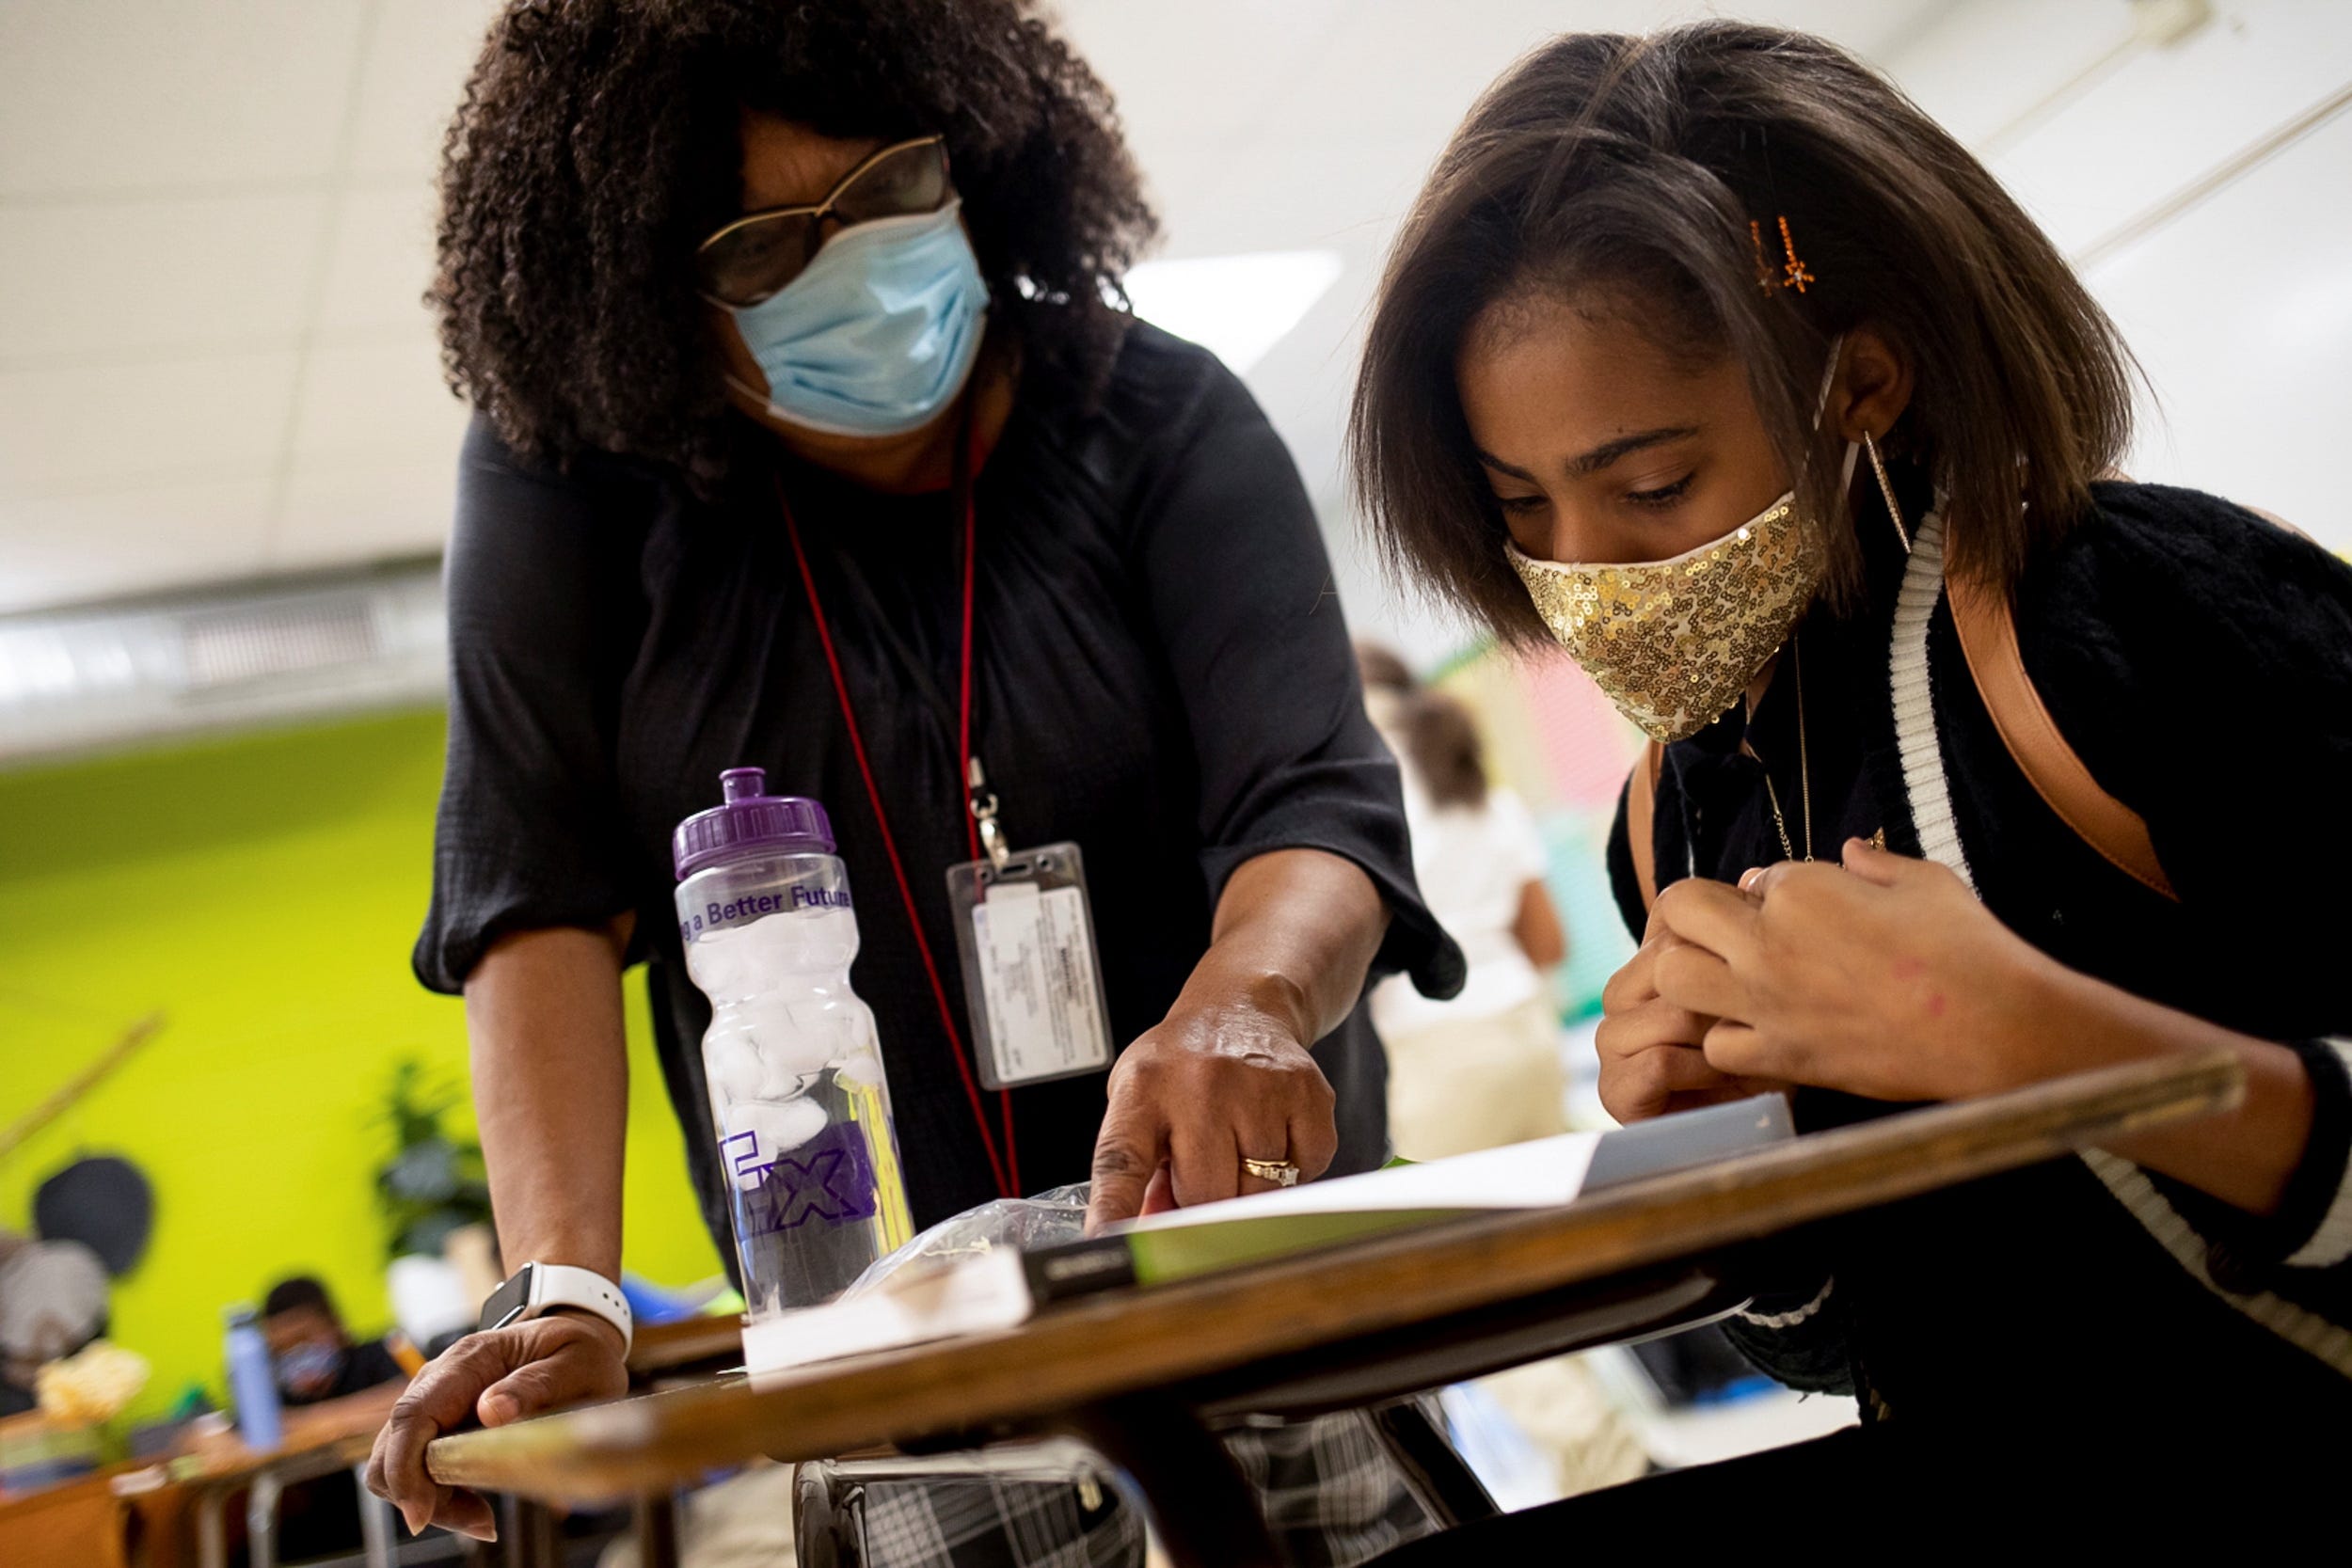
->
[[373, 0, 1461, 1545], [1349, 21, 2352, 1544]]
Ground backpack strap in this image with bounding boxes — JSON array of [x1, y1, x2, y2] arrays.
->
[[1946, 577, 2178, 902], [1620, 578, 2180, 909]]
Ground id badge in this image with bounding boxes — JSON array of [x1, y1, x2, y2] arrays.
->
[[946, 843, 1115, 1090]]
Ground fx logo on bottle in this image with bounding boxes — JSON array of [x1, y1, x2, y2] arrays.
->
[[723, 1128, 881, 1237]]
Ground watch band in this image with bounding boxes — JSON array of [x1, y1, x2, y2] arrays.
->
[[480, 1262, 634, 1356]]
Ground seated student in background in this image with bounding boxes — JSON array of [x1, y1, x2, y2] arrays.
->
[[1358, 646, 1570, 1160], [261, 1276, 412, 1406], [253, 1278, 416, 1561], [1350, 20, 2352, 1540]]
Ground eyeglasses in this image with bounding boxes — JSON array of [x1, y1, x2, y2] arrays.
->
[[695, 135, 954, 308]]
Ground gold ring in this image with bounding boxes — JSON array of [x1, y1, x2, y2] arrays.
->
[[1241, 1157, 1301, 1188]]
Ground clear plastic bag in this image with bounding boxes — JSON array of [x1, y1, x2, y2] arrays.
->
[[844, 1182, 1091, 1299]]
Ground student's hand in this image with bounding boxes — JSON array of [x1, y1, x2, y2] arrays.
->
[[1648, 838, 2058, 1103], [364, 1313, 628, 1541], [1086, 996, 1338, 1233], [1596, 906, 1784, 1123]]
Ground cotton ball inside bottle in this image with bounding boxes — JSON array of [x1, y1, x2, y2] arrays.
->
[[704, 1022, 767, 1104], [684, 924, 755, 999], [834, 1047, 885, 1089], [833, 1011, 887, 1087], [742, 996, 838, 1085]]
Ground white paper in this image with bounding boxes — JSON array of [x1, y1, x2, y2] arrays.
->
[[1120, 1131, 1603, 1234], [970, 881, 1111, 1084]]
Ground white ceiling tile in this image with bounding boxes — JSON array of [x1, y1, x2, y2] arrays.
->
[[1052, 0, 1357, 144], [0, 475, 273, 612], [270, 459, 458, 573], [1885, 0, 2136, 149], [288, 334, 468, 467], [0, 352, 298, 502], [1158, 132, 1440, 258], [2093, 110, 2352, 557], [1254, 0, 1660, 146], [346, 0, 506, 182], [315, 185, 440, 336], [1988, 1, 2352, 259], [1732, 0, 1959, 62], [0, 1, 370, 196], [0, 193, 326, 364]]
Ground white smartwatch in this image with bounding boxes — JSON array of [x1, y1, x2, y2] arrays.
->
[[479, 1261, 633, 1356]]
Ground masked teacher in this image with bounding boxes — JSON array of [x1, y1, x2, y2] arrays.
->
[[368, 0, 1458, 1538]]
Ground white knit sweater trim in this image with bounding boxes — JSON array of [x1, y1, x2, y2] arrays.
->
[[1890, 521, 2352, 1379]]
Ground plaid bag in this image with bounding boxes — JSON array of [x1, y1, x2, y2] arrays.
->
[[806, 1186, 1449, 1565], [805, 1407, 1442, 1567]]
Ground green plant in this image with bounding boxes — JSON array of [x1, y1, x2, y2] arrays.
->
[[375, 1061, 492, 1259]]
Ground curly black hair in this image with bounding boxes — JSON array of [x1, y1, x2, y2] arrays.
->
[[433, 0, 1159, 491]]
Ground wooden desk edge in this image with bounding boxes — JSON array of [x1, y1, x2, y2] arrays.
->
[[429, 1049, 2241, 1503], [628, 1316, 745, 1377]]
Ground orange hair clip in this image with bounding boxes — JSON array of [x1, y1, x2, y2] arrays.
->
[[1749, 220, 1776, 294], [1778, 214, 1814, 293]]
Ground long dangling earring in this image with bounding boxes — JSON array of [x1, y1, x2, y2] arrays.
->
[[1863, 431, 1912, 554]]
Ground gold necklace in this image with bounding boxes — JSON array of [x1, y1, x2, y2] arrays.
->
[[1754, 637, 1813, 863]]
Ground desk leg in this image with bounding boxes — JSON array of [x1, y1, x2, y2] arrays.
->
[[633, 1492, 680, 1568], [1368, 1400, 1500, 1529], [247, 1472, 283, 1568], [1061, 1397, 1279, 1568], [356, 1462, 397, 1568], [500, 1496, 561, 1568], [196, 1487, 227, 1568]]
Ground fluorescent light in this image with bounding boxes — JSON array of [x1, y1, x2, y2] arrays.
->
[[1120, 249, 1343, 374]]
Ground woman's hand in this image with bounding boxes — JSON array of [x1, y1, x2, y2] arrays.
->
[[363, 1314, 629, 1541], [1084, 848, 1385, 1234], [1596, 909, 1784, 1124], [1086, 993, 1338, 1232], [1648, 837, 2058, 1103]]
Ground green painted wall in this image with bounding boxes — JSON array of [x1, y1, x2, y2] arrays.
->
[[0, 709, 723, 1421]]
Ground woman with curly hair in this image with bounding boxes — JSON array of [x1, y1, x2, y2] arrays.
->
[[368, 0, 1459, 1538]]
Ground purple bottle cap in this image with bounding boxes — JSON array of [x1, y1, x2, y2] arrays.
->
[[672, 768, 835, 880]]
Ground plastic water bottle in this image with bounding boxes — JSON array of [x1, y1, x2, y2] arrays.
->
[[673, 768, 915, 1322], [223, 1307, 282, 1450]]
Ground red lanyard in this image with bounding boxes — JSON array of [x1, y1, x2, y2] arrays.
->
[[776, 442, 1020, 1201]]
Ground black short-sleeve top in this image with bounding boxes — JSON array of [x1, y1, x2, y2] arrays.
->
[[415, 322, 1464, 1242]]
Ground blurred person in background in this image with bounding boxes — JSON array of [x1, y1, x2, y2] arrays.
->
[[244, 1277, 413, 1564], [373, 0, 1457, 1548], [261, 1276, 410, 1406], [1358, 650, 1644, 1501], [1356, 20, 2352, 1547], [1357, 646, 1569, 1160], [0, 1232, 108, 1418]]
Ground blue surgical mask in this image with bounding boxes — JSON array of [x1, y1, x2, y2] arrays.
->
[[274, 1340, 345, 1398], [724, 201, 988, 439]]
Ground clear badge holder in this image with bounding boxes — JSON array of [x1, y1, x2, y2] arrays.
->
[[946, 762, 1115, 1090]]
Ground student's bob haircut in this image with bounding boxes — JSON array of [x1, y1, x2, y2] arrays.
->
[[1349, 22, 2137, 642]]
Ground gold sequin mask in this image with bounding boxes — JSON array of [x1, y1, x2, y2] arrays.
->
[[1507, 337, 1857, 744], [1507, 495, 1828, 744]]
